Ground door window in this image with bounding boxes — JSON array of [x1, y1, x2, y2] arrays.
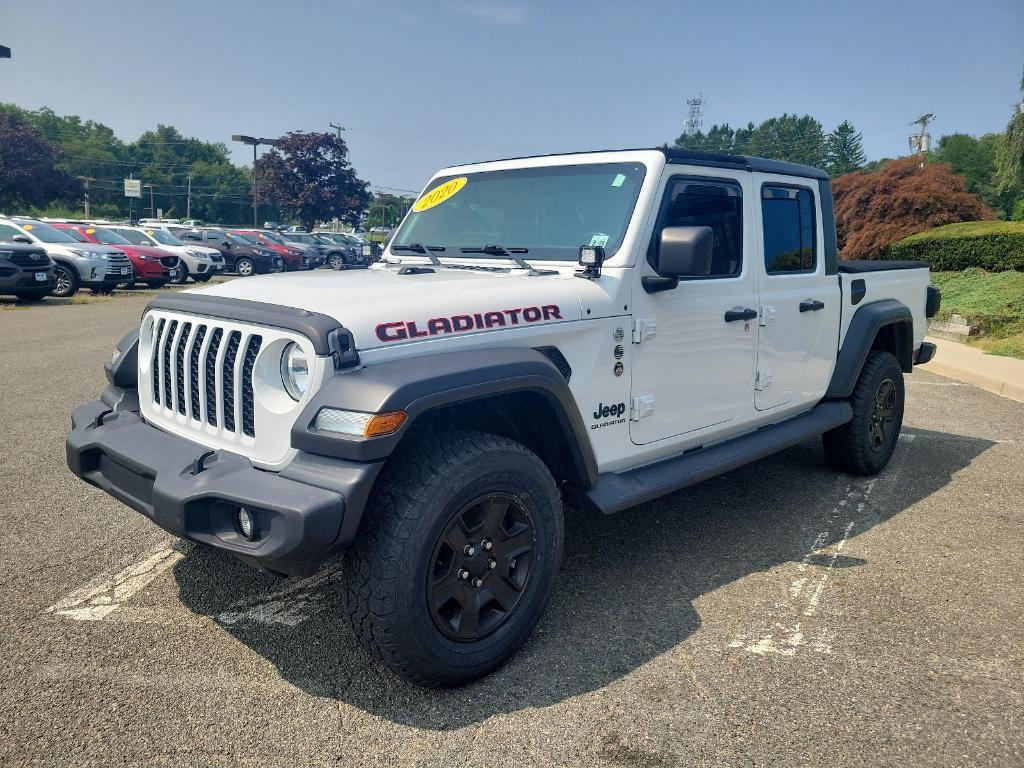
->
[[761, 186, 816, 274], [649, 177, 743, 278]]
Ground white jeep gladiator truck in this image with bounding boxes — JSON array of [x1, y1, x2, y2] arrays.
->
[[67, 148, 940, 687]]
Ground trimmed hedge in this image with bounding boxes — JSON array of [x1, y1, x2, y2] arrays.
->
[[883, 221, 1024, 271]]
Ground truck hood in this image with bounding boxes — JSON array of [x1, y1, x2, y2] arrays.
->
[[189, 265, 594, 350]]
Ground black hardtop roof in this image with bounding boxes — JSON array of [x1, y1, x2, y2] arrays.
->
[[454, 147, 829, 181]]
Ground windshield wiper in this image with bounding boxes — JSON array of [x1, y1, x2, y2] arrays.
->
[[459, 244, 556, 276], [391, 243, 445, 266]]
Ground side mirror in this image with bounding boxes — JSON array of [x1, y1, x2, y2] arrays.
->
[[644, 226, 714, 293], [12, 234, 32, 244], [223, 241, 232, 249]]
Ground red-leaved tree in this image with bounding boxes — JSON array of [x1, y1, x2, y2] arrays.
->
[[832, 157, 995, 259]]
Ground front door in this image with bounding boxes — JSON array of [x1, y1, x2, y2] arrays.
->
[[630, 171, 758, 445], [752, 176, 841, 411]]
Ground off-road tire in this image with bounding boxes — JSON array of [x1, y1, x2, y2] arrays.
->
[[823, 350, 904, 475], [344, 430, 564, 688], [51, 263, 79, 298]]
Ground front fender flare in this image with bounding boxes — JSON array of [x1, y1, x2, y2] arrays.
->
[[291, 347, 598, 487]]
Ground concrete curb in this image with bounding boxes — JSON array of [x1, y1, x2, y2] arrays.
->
[[920, 335, 1024, 405]]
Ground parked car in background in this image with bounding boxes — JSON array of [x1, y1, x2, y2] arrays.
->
[[138, 218, 180, 226], [107, 225, 223, 284], [51, 223, 179, 289], [309, 231, 363, 268], [278, 231, 335, 268], [0, 239, 55, 302], [0, 217, 131, 297], [232, 229, 311, 271], [176, 229, 282, 276]]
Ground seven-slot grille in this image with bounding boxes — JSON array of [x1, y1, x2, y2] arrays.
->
[[150, 317, 263, 438]]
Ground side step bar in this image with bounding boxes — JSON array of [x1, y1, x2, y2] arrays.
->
[[576, 401, 853, 515]]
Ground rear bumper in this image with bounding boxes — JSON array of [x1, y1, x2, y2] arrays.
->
[[913, 342, 936, 366], [67, 398, 383, 576]]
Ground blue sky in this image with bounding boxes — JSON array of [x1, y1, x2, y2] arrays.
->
[[2, 0, 1022, 194]]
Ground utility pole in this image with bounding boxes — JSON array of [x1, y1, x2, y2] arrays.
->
[[330, 122, 346, 139], [684, 93, 704, 136], [908, 114, 934, 166], [232, 135, 279, 228], [186, 171, 193, 219], [77, 176, 95, 219], [143, 184, 155, 218]]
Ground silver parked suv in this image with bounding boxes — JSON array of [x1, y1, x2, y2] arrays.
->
[[0, 217, 133, 297]]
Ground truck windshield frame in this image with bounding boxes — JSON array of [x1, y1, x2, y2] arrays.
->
[[392, 162, 647, 262]]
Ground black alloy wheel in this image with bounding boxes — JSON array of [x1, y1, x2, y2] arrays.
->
[[427, 492, 536, 642]]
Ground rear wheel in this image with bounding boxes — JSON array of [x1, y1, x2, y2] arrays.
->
[[51, 264, 78, 298], [345, 431, 564, 687], [235, 258, 255, 277], [823, 350, 904, 475]]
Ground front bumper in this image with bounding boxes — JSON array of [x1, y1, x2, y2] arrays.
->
[[67, 398, 382, 576], [0, 269, 55, 292]]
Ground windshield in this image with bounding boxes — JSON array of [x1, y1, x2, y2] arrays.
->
[[86, 227, 131, 245], [16, 220, 79, 243], [147, 228, 184, 246], [62, 228, 90, 242], [227, 232, 257, 245], [115, 229, 152, 246], [392, 163, 646, 261], [259, 231, 285, 244]]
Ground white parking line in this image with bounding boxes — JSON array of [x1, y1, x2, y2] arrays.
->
[[44, 539, 340, 629], [728, 479, 876, 657], [45, 540, 188, 621]]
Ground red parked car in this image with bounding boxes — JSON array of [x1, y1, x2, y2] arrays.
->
[[51, 223, 180, 288], [231, 229, 308, 271]]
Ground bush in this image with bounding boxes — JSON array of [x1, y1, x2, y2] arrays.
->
[[884, 221, 1024, 271], [832, 157, 995, 259]]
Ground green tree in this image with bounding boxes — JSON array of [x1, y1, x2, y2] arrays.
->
[[995, 68, 1024, 194], [931, 132, 1016, 217], [0, 111, 82, 211], [256, 131, 370, 231], [674, 114, 827, 167], [825, 121, 867, 176]]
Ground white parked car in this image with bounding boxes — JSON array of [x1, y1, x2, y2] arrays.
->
[[106, 225, 223, 284]]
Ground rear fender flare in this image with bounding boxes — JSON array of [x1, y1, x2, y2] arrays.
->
[[826, 299, 913, 399]]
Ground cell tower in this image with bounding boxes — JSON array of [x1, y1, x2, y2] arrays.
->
[[684, 94, 704, 135]]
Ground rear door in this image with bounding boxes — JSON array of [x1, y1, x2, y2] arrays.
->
[[752, 175, 840, 411]]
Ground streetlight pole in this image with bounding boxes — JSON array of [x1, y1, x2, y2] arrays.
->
[[232, 134, 279, 228]]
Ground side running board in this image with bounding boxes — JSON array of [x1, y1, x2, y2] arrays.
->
[[576, 401, 853, 515]]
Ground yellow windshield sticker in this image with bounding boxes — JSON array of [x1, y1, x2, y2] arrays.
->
[[413, 177, 467, 213], [86, 228, 95, 234], [22, 224, 32, 230]]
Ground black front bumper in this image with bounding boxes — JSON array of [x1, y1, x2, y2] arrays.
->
[[67, 399, 382, 576]]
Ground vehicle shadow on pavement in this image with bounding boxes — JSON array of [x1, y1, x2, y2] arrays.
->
[[171, 427, 990, 730]]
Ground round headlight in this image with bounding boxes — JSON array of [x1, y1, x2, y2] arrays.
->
[[280, 342, 309, 401]]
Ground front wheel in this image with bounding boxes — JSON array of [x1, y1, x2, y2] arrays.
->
[[328, 253, 344, 270], [192, 274, 212, 283], [51, 264, 79, 298], [171, 265, 189, 284], [235, 258, 255, 277], [823, 350, 905, 475], [345, 431, 564, 687]]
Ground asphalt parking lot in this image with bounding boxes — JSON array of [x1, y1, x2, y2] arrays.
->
[[1, 291, 1022, 767]]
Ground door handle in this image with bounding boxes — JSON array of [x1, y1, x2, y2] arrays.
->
[[799, 299, 825, 312], [724, 307, 758, 323]]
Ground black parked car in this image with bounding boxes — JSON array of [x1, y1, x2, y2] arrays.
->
[[0, 241, 56, 302], [176, 229, 283, 276]]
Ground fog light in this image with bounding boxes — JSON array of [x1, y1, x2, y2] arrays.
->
[[237, 507, 257, 540]]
